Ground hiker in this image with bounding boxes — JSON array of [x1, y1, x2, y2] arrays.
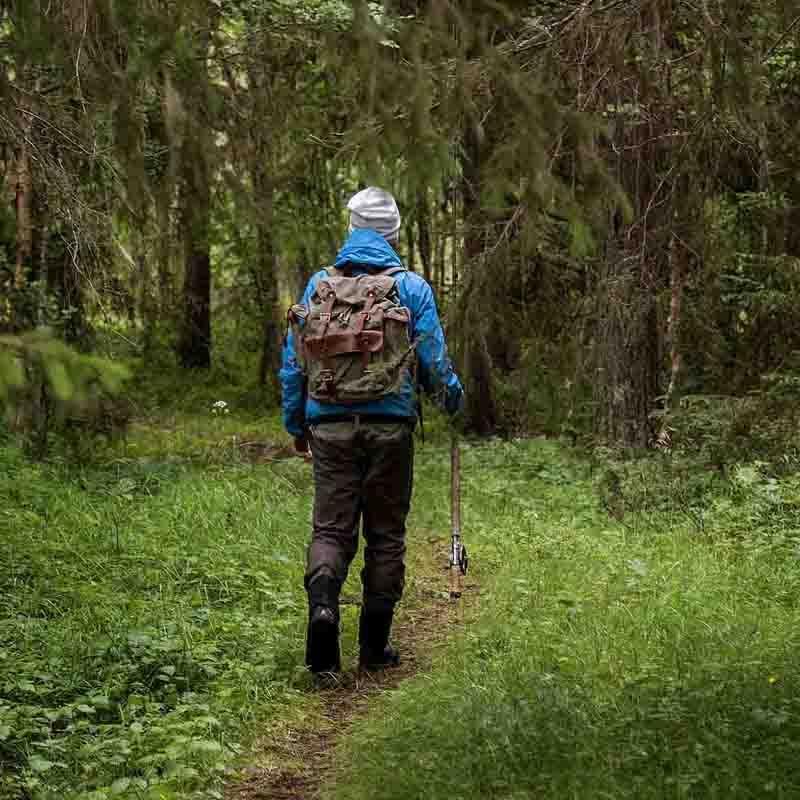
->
[[280, 187, 464, 675]]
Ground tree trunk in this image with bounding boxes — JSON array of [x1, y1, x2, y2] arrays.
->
[[137, 231, 156, 354], [405, 218, 416, 272], [417, 188, 433, 283], [177, 135, 212, 369], [435, 181, 448, 296], [663, 233, 685, 413], [592, 9, 676, 450], [594, 106, 663, 450], [14, 125, 33, 292], [254, 161, 281, 395], [595, 250, 660, 450], [176, 25, 212, 370], [459, 118, 497, 436]]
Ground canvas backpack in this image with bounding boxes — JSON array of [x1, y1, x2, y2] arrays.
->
[[288, 266, 415, 404]]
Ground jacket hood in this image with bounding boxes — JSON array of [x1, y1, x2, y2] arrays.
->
[[334, 228, 403, 271]]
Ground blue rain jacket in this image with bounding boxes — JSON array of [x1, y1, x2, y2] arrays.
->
[[280, 229, 464, 437]]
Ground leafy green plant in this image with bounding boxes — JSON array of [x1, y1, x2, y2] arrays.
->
[[0, 431, 313, 799], [0, 329, 130, 457], [333, 439, 800, 800]]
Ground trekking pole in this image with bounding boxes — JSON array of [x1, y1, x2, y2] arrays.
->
[[450, 434, 468, 601]]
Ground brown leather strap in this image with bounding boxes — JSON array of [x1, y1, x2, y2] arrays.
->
[[305, 330, 384, 358], [353, 289, 377, 336], [318, 289, 336, 346]]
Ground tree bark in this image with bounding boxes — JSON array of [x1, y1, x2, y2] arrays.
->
[[459, 118, 497, 436], [417, 188, 433, 283], [405, 217, 416, 272], [14, 125, 33, 292], [595, 250, 661, 450], [435, 180, 449, 296], [177, 156, 212, 369], [177, 125, 212, 369], [663, 233, 685, 413], [591, 8, 678, 450], [176, 28, 212, 370], [253, 160, 281, 394]]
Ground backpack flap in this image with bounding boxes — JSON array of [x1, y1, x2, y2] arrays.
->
[[294, 271, 413, 403], [313, 274, 398, 306]]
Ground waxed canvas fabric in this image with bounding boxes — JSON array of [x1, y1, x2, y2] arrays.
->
[[289, 269, 414, 404]]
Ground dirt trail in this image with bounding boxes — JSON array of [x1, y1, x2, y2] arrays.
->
[[226, 536, 477, 800]]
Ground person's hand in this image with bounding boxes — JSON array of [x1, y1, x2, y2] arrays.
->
[[294, 435, 312, 461]]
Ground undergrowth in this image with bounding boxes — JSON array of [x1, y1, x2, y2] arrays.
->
[[333, 439, 800, 800], [0, 384, 457, 800], [0, 434, 312, 799], [8, 357, 800, 800]]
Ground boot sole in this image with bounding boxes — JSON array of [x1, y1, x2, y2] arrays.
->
[[309, 613, 340, 674]]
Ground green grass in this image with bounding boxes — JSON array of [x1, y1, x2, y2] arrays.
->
[[333, 440, 800, 800], [0, 429, 313, 799], [0, 399, 458, 800], [7, 394, 800, 800]]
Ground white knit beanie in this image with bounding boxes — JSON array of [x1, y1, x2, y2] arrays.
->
[[347, 187, 401, 240]]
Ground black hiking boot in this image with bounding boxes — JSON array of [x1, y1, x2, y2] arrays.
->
[[306, 606, 341, 674], [358, 602, 400, 671], [305, 576, 341, 675]]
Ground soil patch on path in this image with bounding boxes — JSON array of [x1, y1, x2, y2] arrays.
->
[[226, 536, 478, 800]]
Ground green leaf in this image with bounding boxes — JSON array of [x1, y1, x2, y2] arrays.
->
[[190, 739, 222, 754], [110, 777, 131, 795], [28, 755, 55, 773], [90, 694, 111, 708], [44, 359, 74, 402]]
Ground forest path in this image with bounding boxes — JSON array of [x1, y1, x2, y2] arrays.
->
[[225, 535, 478, 800]]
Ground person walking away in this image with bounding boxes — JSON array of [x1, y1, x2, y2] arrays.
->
[[280, 187, 463, 674]]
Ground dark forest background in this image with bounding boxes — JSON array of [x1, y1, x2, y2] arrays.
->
[[1, 0, 800, 457]]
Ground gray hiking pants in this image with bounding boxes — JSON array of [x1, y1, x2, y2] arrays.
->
[[306, 420, 414, 608]]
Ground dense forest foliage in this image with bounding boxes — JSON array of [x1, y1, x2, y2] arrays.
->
[[2, 0, 799, 451], [4, 2, 800, 799]]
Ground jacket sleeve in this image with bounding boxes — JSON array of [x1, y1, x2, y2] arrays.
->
[[407, 277, 464, 414], [279, 276, 318, 437]]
